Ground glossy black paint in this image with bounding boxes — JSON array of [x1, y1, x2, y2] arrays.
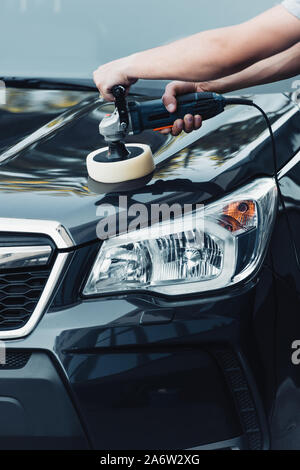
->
[[71, 348, 242, 450], [0, 86, 300, 449], [0, 88, 299, 244]]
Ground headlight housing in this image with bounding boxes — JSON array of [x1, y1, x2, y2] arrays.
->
[[83, 178, 277, 297]]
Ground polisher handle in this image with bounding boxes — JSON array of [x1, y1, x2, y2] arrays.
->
[[128, 92, 226, 134]]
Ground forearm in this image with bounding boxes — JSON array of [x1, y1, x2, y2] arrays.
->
[[203, 42, 300, 94], [127, 6, 300, 83]]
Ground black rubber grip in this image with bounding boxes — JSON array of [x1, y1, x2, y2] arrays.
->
[[128, 92, 226, 134]]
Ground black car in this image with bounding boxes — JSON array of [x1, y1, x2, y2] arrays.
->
[[0, 0, 300, 451]]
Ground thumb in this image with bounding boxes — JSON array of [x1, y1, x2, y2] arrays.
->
[[162, 90, 177, 113]]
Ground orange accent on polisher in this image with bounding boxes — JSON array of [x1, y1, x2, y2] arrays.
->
[[153, 125, 173, 131]]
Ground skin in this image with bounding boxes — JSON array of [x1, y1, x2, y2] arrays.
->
[[93, 5, 300, 135], [162, 42, 300, 135]]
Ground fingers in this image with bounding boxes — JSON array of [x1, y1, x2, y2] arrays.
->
[[159, 115, 203, 136], [162, 81, 197, 113], [183, 114, 194, 133], [162, 84, 178, 113], [159, 128, 173, 135], [181, 114, 202, 134], [161, 81, 203, 136], [159, 122, 182, 136], [93, 70, 114, 101], [172, 119, 184, 136], [93, 59, 138, 102], [194, 114, 202, 130], [158, 119, 183, 136]]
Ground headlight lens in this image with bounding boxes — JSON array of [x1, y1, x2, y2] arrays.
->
[[83, 178, 277, 296]]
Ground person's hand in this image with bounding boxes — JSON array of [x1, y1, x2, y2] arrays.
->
[[161, 81, 210, 136], [93, 56, 138, 101]]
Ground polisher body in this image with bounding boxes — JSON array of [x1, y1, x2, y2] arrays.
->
[[86, 86, 226, 185]]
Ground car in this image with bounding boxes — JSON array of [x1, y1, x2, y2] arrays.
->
[[0, 0, 299, 451]]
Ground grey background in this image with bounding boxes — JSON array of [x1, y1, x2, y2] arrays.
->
[[0, 0, 299, 93]]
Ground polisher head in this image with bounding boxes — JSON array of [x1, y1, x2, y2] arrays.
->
[[86, 85, 155, 186], [86, 143, 155, 184]]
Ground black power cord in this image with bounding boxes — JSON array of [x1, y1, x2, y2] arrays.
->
[[224, 97, 278, 179], [224, 99, 283, 423], [224, 98, 298, 268], [224, 98, 295, 268]]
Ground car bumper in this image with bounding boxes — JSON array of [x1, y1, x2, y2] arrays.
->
[[0, 278, 269, 450]]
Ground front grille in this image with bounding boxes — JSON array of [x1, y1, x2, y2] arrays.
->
[[0, 350, 31, 369], [0, 269, 51, 330]]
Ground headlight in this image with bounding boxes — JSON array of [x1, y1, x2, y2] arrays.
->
[[83, 178, 277, 296]]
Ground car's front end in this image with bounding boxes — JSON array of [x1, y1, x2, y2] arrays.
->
[[0, 83, 299, 449]]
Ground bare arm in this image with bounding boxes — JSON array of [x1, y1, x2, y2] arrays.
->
[[160, 42, 300, 136], [203, 42, 300, 94], [94, 5, 300, 100]]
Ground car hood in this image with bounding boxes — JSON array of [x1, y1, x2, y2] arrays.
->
[[0, 87, 299, 245]]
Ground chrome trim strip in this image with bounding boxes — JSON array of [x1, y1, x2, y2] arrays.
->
[[0, 218, 75, 339], [0, 252, 69, 340], [0, 245, 52, 269], [278, 149, 300, 180], [0, 218, 74, 249]]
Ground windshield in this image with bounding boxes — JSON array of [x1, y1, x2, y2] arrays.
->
[[1, 0, 299, 93]]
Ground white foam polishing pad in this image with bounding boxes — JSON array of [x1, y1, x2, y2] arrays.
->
[[86, 144, 155, 184]]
